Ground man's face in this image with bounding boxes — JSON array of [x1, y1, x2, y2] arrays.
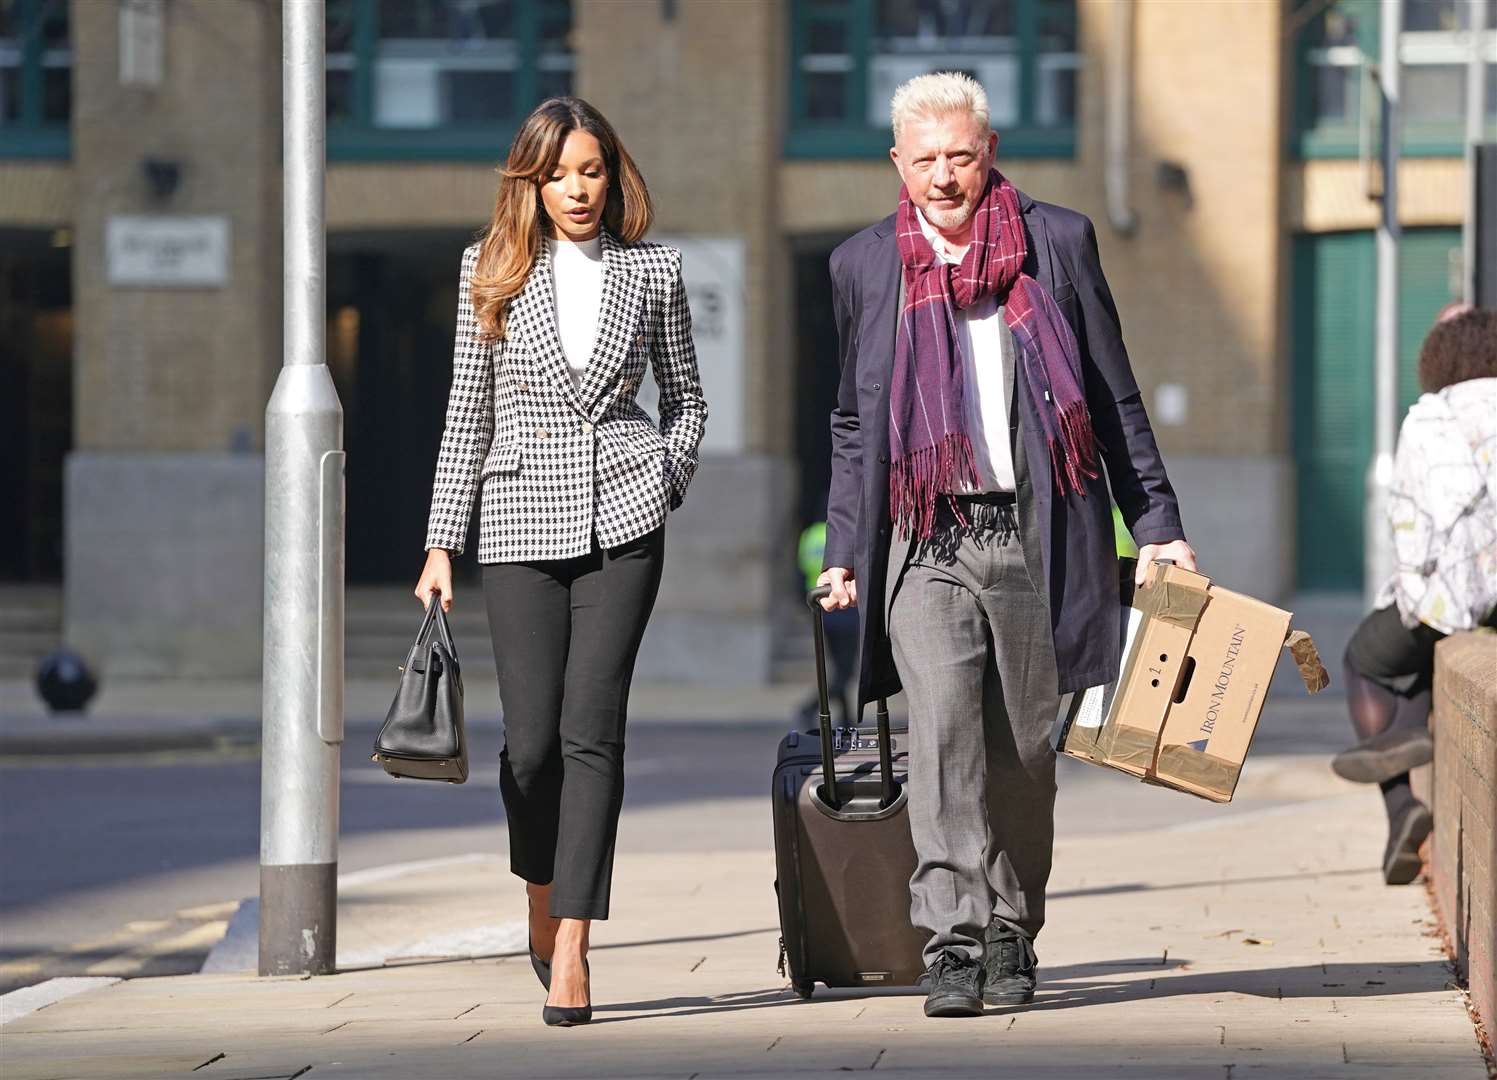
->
[[890, 111, 997, 232]]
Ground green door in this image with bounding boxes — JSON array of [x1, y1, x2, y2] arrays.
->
[[1292, 227, 1461, 591]]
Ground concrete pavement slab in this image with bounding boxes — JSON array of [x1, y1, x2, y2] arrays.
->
[[1, 777, 1487, 1079]]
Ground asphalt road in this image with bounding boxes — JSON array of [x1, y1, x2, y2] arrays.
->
[[0, 698, 1358, 995]]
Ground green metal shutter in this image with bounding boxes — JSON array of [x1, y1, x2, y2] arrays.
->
[[1291, 227, 1462, 592]]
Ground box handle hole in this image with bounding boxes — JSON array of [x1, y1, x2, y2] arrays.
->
[[1172, 656, 1197, 704]]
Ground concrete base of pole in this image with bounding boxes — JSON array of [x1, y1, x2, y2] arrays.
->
[[258, 863, 337, 976]]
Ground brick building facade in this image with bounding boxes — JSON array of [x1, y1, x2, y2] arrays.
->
[[0, 0, 1487, 680]]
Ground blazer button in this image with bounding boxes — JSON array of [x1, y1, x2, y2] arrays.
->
[[877, 452, 888, 464], [872, 382, 881, 391], [519, 381, 530, 393], [635, 333, 645, 345], [582, 421, 594, 434], [536, 427, 549, 439]]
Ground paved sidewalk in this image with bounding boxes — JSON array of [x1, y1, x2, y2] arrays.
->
[[2, 778, 1486, 1080]]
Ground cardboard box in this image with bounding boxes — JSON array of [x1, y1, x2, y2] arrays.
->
[[1054, 559, 1329, 803]]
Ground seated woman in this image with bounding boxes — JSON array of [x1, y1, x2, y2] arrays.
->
[[1332, 306, 1497, 884]]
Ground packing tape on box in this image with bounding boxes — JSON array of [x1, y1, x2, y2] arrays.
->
[[1149, 577, 1211, 629], [1097, 572, 1211, 763], [1102, 723, 1163, 773], [1285, 630, 1330, 694], [1154, 742, 1241, 797], [1118, 571, 1209, 692], [1064, 723, 1111, 764]]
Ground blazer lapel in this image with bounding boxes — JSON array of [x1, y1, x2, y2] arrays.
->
[[508, 245, 586, 415], [577, 231, 645, 416]]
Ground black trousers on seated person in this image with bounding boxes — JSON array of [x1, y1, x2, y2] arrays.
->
[[482, 525, 664, 920]]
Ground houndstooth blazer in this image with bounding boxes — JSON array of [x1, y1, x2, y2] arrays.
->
[[424, 231, 708, 562]]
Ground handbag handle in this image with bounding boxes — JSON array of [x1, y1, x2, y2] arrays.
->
[[427, 597, 457, 659], [411, 593, 458, 665]]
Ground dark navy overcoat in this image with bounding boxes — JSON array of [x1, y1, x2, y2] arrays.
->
[[823, 190, 1187, 711]]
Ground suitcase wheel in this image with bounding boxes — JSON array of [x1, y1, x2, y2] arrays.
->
[[791, 980, 815, 1000]]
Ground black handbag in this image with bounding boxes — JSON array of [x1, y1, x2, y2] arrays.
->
[[372, 598, 469, 783]]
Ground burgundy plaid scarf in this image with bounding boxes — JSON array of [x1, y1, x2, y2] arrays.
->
[[890, 170, 1099, 539]]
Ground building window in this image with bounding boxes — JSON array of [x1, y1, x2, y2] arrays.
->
[[1292, 0, 1497, 159], [788, 0, 1078, 158], [326, 0, 574, 161], [0, 0, 71, 158]]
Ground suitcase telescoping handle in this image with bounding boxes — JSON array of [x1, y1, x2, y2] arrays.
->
[[806, 585, 895, 811]]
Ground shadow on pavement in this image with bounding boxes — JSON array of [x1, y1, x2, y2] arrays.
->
[[1050, 864, 1370, 902], [989, 959, 1453, 1014], [583, 958, 1451, 1025], [589, 987, 805, 1023]]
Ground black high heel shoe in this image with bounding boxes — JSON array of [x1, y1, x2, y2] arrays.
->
[[528, 935, 552, 991], [542, 958, 591, 1027], [526, 897, 552, 991]]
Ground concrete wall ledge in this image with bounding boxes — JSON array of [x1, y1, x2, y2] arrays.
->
[[65, 452, 265, 678], [1430, 631, 1497, 1049]]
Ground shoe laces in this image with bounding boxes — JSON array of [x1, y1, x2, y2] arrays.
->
[[929, 949, 981, 992]]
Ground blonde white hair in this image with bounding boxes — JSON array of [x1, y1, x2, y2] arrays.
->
[[890, 72, 991, 141]]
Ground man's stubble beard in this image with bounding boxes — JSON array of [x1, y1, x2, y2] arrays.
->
[[922, 198, 974, 231]]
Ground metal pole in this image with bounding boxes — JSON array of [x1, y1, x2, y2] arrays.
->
[[1365, 0, 1402, 610], [1465, 0, 1490, 304], [260, 0, 345, 977]]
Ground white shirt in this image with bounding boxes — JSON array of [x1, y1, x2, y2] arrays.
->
[[916, 209, 1016, 493], [546, 234, 604, 388]]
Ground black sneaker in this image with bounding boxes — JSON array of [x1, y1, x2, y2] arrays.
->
[[1331, 727, 1434, 784], [1383, 799, 1433, 885], [982, 925, 1037, 1006], [922, 948, 984, 1017]]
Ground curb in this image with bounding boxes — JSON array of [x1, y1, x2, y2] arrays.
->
[[0, 719, 262, 758], [199, 854, 521, 975], [0, 977, 121, 1026]]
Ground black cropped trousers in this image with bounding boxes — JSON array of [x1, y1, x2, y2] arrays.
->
[[482, 525, 664, 920]]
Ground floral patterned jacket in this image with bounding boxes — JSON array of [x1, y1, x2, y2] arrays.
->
[[1378, 377, 1497, 633]]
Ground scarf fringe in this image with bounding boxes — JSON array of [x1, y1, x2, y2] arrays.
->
[[889, 433, 981, 540], [1051, 400, 1101, 498]]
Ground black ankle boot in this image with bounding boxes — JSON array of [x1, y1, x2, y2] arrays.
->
[[1383, 799, 1433, 885], [1332, 727, 1434, 784]]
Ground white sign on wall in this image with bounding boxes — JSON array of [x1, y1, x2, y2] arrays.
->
[[106, 216, 230, 288], [641, 235, 745, 455]]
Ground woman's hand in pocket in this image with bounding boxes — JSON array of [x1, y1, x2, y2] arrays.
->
[[415, 549, 454, 612]]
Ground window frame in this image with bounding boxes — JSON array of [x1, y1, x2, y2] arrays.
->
[[1291, 0, 1497, 160], [0, 0, 72, 160], [785, 0, 1079, 160], [326, 0, 573, 162]]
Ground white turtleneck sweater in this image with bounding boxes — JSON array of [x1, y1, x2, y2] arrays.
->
[[546, 234, 604, 388]]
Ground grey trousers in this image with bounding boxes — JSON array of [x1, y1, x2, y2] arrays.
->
[[887, 501, 1061, 966]]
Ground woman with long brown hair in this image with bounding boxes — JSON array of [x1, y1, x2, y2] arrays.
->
[[414, 97, 707, 1026]]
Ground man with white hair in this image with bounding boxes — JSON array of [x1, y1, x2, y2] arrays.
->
[[818, 72, 1195, 1018]]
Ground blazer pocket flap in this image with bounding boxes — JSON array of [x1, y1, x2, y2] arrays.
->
[[481, 442, 522, 478], [1051, 281, 1077, 304]]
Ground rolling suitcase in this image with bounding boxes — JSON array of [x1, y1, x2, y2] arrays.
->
[[771, 585, 926, 998]]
